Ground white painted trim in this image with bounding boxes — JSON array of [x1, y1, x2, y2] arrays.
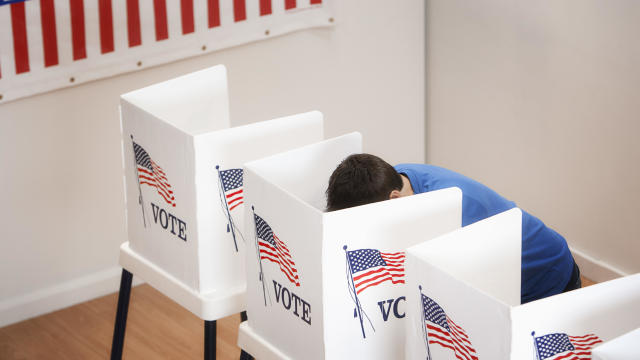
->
[[571, 247, 629, 283], [0, 266, 143, 328]]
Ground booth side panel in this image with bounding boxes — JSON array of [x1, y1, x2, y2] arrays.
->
[[120, 99, 200, 290], [243, 167, 325, 360], [404, 208, 523, 359], [405, 253, 514, 360], [193, 112, 323, 293], [321, 188, 463, 359], [510, 273, 640, 359]]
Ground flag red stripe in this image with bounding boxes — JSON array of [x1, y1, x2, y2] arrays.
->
[[356, 274, 404, 294], [353, 265, 403, 281], [207, 0, 220, 27], [99, 0, 114, 53], [571, 336, 601, 343], [310, 0, 321, 4], [228, 196, 243, 205], [229, 202, 243, 211], [380, 253, 404, 261], [554, 351, 592, 360], [233, 0, 246, 22], [259, 0, 271, 15], [274, 237, 292, 255], [569, 334, 597, 340], [139, 181, 174, 205], [259, 240, 299, 282], [69, 0, 87, 60], [258, 242, 277, 254], [275, 240, 297, 272], [427, 325, 471, 360], [284, 0, 296, 10], [260, 252, 298, 285], [151, 161, 167, 175], [429, 339, 456, 352], [153, 0, 169, 40], [448, 318, 469, 339], [11, 2, 29, 74], [144, 183, 172, 204], [427, 324, 451, 339], [428, 322, 477, 360], [441, 318, 477, 360], [429, 338, 466, 360], [274, 237, 295, 265], [126, 0, 142, 47], [226, 189, 243, 198], [138, 172, 174, 198], [180, 0, 194, 34], [40, 0, 59, 67], [572, 339, 602, 347], [259, 250, 279, 263], [427, 330, 452, 345]]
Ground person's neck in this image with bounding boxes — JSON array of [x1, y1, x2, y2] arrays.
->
[[399, 174, 415, 196]]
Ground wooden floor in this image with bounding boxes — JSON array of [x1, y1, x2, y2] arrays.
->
[[0, 284, 243, 360], [1, 276, 596, 359]]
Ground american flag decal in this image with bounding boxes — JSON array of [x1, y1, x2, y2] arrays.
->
[[133, 140, 176, 207], [218, 168, 243, 211], [346, 248, 405, 294], [421, 292, 478, 360], [533, 332, 603, 360], [254, 213, 300, 287]]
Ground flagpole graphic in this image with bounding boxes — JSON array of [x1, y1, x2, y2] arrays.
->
[[252, 206, 268, 306], [130, 135, 146, 228], [216, 165, 244, 252], [344, 245, 367, 339], [418, 285, 432, 360]]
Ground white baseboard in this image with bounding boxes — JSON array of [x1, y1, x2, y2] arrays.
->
[[571, 247, 629, 283], [0, 266, 143, 328]]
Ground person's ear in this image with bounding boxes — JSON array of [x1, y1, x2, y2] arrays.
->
[[389, 190, 402, 199]]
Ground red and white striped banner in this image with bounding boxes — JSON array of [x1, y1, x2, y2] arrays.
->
[[0, 0, 333, 103]]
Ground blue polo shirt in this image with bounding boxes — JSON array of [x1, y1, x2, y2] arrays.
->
[[395, 163, 574, 304]]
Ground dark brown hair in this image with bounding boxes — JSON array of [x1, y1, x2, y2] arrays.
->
[[326, 153, 403, 211]]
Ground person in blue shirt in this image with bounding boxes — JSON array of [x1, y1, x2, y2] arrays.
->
[[325, 153, 581, 303]]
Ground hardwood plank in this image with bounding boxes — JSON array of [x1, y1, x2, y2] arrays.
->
[[0, 284, 242, 360]]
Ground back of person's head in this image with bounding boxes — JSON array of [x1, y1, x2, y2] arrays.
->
[[326, 153, 403, 211]]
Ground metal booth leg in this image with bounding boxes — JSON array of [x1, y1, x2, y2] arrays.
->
[[239, 311, 254, 360], [110, 269, 133, 360], [205, 320, 217, 360]]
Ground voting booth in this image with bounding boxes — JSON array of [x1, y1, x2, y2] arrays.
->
[[405, 209, 640, 359], [118, 64, 324, 317], [238, 133, 464, 359], [113, 65, 324, 359]]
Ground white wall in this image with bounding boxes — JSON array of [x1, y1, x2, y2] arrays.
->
[[0, 1, 424, 326], [426, 0, 639, 280]]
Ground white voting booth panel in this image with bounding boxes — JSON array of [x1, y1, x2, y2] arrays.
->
[[592, 327, 640, 360], [405, 208, 522, 360], [240, 133, 463, 359], [406, 208, 640, 360], [119, 64, 324, 320], [511, 274, 640, 360]]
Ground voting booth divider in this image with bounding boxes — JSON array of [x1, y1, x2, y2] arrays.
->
[[113, 64, 324, 359], [592, 327, 640, 360], [405, 208, 640, 359], [238, 132, 464, 359]]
